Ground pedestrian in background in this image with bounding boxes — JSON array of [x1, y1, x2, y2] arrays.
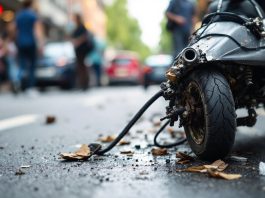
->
[[86, 37, 105, 87], [71, 14, 94, 91], [166, 0, 196, 58], [15, 0, 42, 94]]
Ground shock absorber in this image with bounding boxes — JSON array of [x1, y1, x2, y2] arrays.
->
[[244, 67, 254, 87]]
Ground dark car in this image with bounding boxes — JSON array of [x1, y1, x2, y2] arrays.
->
[[36, 42, 76, 89], [143, 54, 173, 88], [106, 53, 142, 85]]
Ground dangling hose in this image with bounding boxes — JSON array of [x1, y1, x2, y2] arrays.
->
[[153, 120, 186, 148], [96, 90, 164, 155]]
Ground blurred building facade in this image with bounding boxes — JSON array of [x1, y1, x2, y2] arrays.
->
[[0, 0, 106, 40]]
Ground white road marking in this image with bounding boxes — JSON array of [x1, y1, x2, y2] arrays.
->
[[0, 114, 39, 132]]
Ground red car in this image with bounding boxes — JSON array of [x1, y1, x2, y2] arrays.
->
[[106, 54, 142, 85]]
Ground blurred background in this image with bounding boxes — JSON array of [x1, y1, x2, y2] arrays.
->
[[0, 0, 209, 92]]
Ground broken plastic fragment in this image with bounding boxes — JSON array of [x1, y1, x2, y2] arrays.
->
[[259, 162, 265, 176], [60, 144, 101, 161], [151, 148, 168, 156]]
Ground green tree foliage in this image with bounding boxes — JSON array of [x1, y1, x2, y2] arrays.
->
[[105, 0, 151, 60], [159, 17, 173, 54]]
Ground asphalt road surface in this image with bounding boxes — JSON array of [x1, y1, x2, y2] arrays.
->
[[0, 86, 265, 198]]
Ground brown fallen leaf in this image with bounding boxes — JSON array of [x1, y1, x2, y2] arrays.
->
[[98, 135, 115, 143], [207, 169, 242, 180], [120, 150, 134, 155], [151, 148, 168, 156], [60, 144, 91, 161], [118, 140, 130, 146], [204, 159, 228, 172], [46, 116, 56, 124], [177, 159, 191, 165], [176, 152, 194, 160], [181, 160, 228, 173], [153, 121, 161, 127], [184, 166, 207, 173], [176, 152, 194, 164], [167, 128, 185, 138]]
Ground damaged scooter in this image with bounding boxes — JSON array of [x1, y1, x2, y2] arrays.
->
[[163, 0, 265, 159]]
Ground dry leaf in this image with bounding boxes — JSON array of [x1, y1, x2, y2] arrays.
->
[[98, 135, 115, 143], [60, 144, 91, 161], [176, 152, 194, 164], [46, 116, 56, 124], [185, 166, 207, 173], [177, 159, 191, 165], [176, 152, 194, 161], [153, 121, 161, 127], [120, 150, 134, 155], [151, 148, 168, 156], [207, 169, 242, 180], [118, 140, 130, 146], [181, 160, 228, 173], [204, 159, 228, 172]]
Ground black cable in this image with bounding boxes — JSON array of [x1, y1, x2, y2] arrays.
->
[[154, 120, 187, 149], [96, 90, 164, 155]]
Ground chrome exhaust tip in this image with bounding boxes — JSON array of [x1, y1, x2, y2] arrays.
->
[[182, 47, 199, 65]]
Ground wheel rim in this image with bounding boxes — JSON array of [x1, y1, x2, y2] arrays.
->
[[185, 82, 206, 145]]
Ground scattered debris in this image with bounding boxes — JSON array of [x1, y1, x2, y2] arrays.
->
[[139, 171, 149, 175], [15, 169, 25, 175], [118, 140, 130, 146], [230, 155, 248, 162], [259, 162, 265, 176], [60, 144, 102, 161], [120, 150, 134, 156], [20, 165, 31, 169], [176, 152, 194, 164], [153, 121, 161, 127], [176, 160, 241, 180], [204, 160, 228, 172], [46, 116, 56, 124], [135, 145, 141, 150], [0, 146, 4, 150], [98, 135, 115, 143], [151, 148, 168, 156], [207, 169, 242, 180]]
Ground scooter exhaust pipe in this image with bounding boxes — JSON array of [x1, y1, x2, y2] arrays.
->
[[182, 47, 199, 66]]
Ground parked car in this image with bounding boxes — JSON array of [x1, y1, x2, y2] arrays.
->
[[143, 54, 173, 88], [106, 54, 142, 85], [36, 42, 76, 89]]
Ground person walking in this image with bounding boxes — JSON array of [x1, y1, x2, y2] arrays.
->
[[166, 0, 196, 58], [71, 14, 94, 90], [15, 0, 41, 93], [87, 37, 105, 87]]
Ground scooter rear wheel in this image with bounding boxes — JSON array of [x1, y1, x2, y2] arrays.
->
[[182, 70, 236, 160]]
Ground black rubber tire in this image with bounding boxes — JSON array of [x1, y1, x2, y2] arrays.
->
[[183, 70, 236, 160]]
